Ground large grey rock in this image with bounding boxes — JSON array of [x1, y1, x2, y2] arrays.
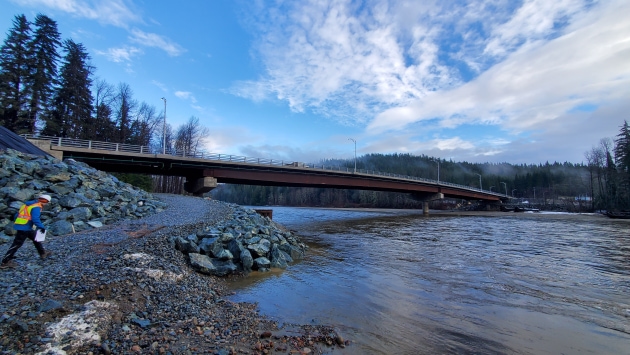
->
[[227, 239, 244, 260], [253, 257, 271, 269], [43, 171, 71, 182], [58, 196, 84, 208], [240, 249, 253, 271], [279, 244, 304, 261], [248, 238, 271, 257], [66, 207, 92, 221], [189, 253, 238, 276], [270, 244, 292, 268], [7, 188, 36, 202], [215, 249, 233, 260], [198, 237, 218, 255], [218, 232, 234, 243], [50, 220, 74, 235], [175, 237, 200, 254]]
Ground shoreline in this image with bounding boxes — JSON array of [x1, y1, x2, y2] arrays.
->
[[257, 205, 615, 221], [0, 195, 343, 355]]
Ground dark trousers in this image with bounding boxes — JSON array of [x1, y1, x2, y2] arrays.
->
[[1, 230, 45, 264]]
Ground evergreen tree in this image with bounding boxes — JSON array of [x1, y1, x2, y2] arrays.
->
[[28, 14, 61, 132], [614, 121, 630, 173], [43, 39, 93, 137], [0, 14, 32, 133], [614, 120, 630, 209]]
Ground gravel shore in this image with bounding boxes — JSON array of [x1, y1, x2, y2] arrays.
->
[[0, 194, 343, 355]]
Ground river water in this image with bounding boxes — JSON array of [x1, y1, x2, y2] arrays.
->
[[226, 207, 630, 354]]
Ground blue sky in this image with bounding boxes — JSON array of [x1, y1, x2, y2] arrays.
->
[[1, 0, 629, 165]]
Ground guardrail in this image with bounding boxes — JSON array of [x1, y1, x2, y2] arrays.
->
[[22, 134, 507, 197]]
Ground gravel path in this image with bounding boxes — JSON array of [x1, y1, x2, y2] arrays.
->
[[0, 194, 342, 355]]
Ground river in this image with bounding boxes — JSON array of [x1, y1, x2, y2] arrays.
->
[[226, 207, 630, 354]]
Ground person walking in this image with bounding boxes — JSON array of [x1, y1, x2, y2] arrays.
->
[[0, 194, 53, 269]]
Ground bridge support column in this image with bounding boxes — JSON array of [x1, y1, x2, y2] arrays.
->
[[410, 192, 444, 215], [184, 177, 218, 195]]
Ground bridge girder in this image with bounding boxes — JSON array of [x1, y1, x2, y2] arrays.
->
[[54, 146, 503, 202]]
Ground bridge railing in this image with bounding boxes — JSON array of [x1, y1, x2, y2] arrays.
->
[[22, 134, 506, 197]]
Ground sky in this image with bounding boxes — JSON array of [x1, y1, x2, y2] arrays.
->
[[1, 0, 629, 166]]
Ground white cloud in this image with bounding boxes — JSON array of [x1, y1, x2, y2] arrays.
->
[[483, 0, 586, 57], [151, 80, 167, 92], [129, 29, 185, 56], [234, 0, 603, 128], [367, 0, 630, 135], [12, 0, 141, 27], [96, 46, 142, 63], [174, 91, 197, 103]]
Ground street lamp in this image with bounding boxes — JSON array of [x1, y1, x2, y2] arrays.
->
[[431, 159, 440, 183], [533, 187, 536, 200], [512, 189, 517, 197], [489, 186, 495, 192], [348, 138, 356, 173], [161, 97, 167, 154], [500, 182, 507, 197], [475, 173, 482, 191]]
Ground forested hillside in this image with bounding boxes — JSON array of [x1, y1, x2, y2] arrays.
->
[[1, 13, 627, 211]]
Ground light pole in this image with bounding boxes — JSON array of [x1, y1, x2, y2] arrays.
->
[[500, 182, 507, 197], [432, 159, 440, 183], [348, 138, 356, 173], [490, 186, 495, 192], [533, 187, 536, 200], [512, 189, 517, 197], [161, 97, 167, 154], [475, 173, 482, 191]]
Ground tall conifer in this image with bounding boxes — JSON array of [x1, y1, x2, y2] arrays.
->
[[0, 14, 32, 133], [28, 14, 61, 132], [43, 39, 93, 137]]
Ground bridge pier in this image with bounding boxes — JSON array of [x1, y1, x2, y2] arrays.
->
[[423, 201, 430, 215], [411, 192, 444, 215], [184, 176, 218, 195]]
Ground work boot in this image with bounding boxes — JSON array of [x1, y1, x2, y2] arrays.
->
[[0, 260, 18, 269], [40, 251, 53, 259]]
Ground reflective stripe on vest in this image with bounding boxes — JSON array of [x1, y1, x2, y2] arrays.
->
[[14, 202, 43, 226]]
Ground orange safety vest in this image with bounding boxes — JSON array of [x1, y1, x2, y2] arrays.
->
[[14, 202, 43, 226]]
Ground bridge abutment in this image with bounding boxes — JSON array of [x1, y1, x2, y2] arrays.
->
[[26, 138, 63, 160]]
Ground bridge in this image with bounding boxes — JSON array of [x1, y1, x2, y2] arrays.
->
[[25, 135, 509, 214]]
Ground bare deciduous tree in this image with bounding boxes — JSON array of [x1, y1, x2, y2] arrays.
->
[[113, 82, 137, 144]]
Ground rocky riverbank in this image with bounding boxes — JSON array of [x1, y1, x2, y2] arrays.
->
[[0, 148, 347, 354], [0, 149, 168, 239], [0, 194, 346, 354]]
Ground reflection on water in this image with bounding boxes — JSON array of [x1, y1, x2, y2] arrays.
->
[[227, 207, 630, 354]]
